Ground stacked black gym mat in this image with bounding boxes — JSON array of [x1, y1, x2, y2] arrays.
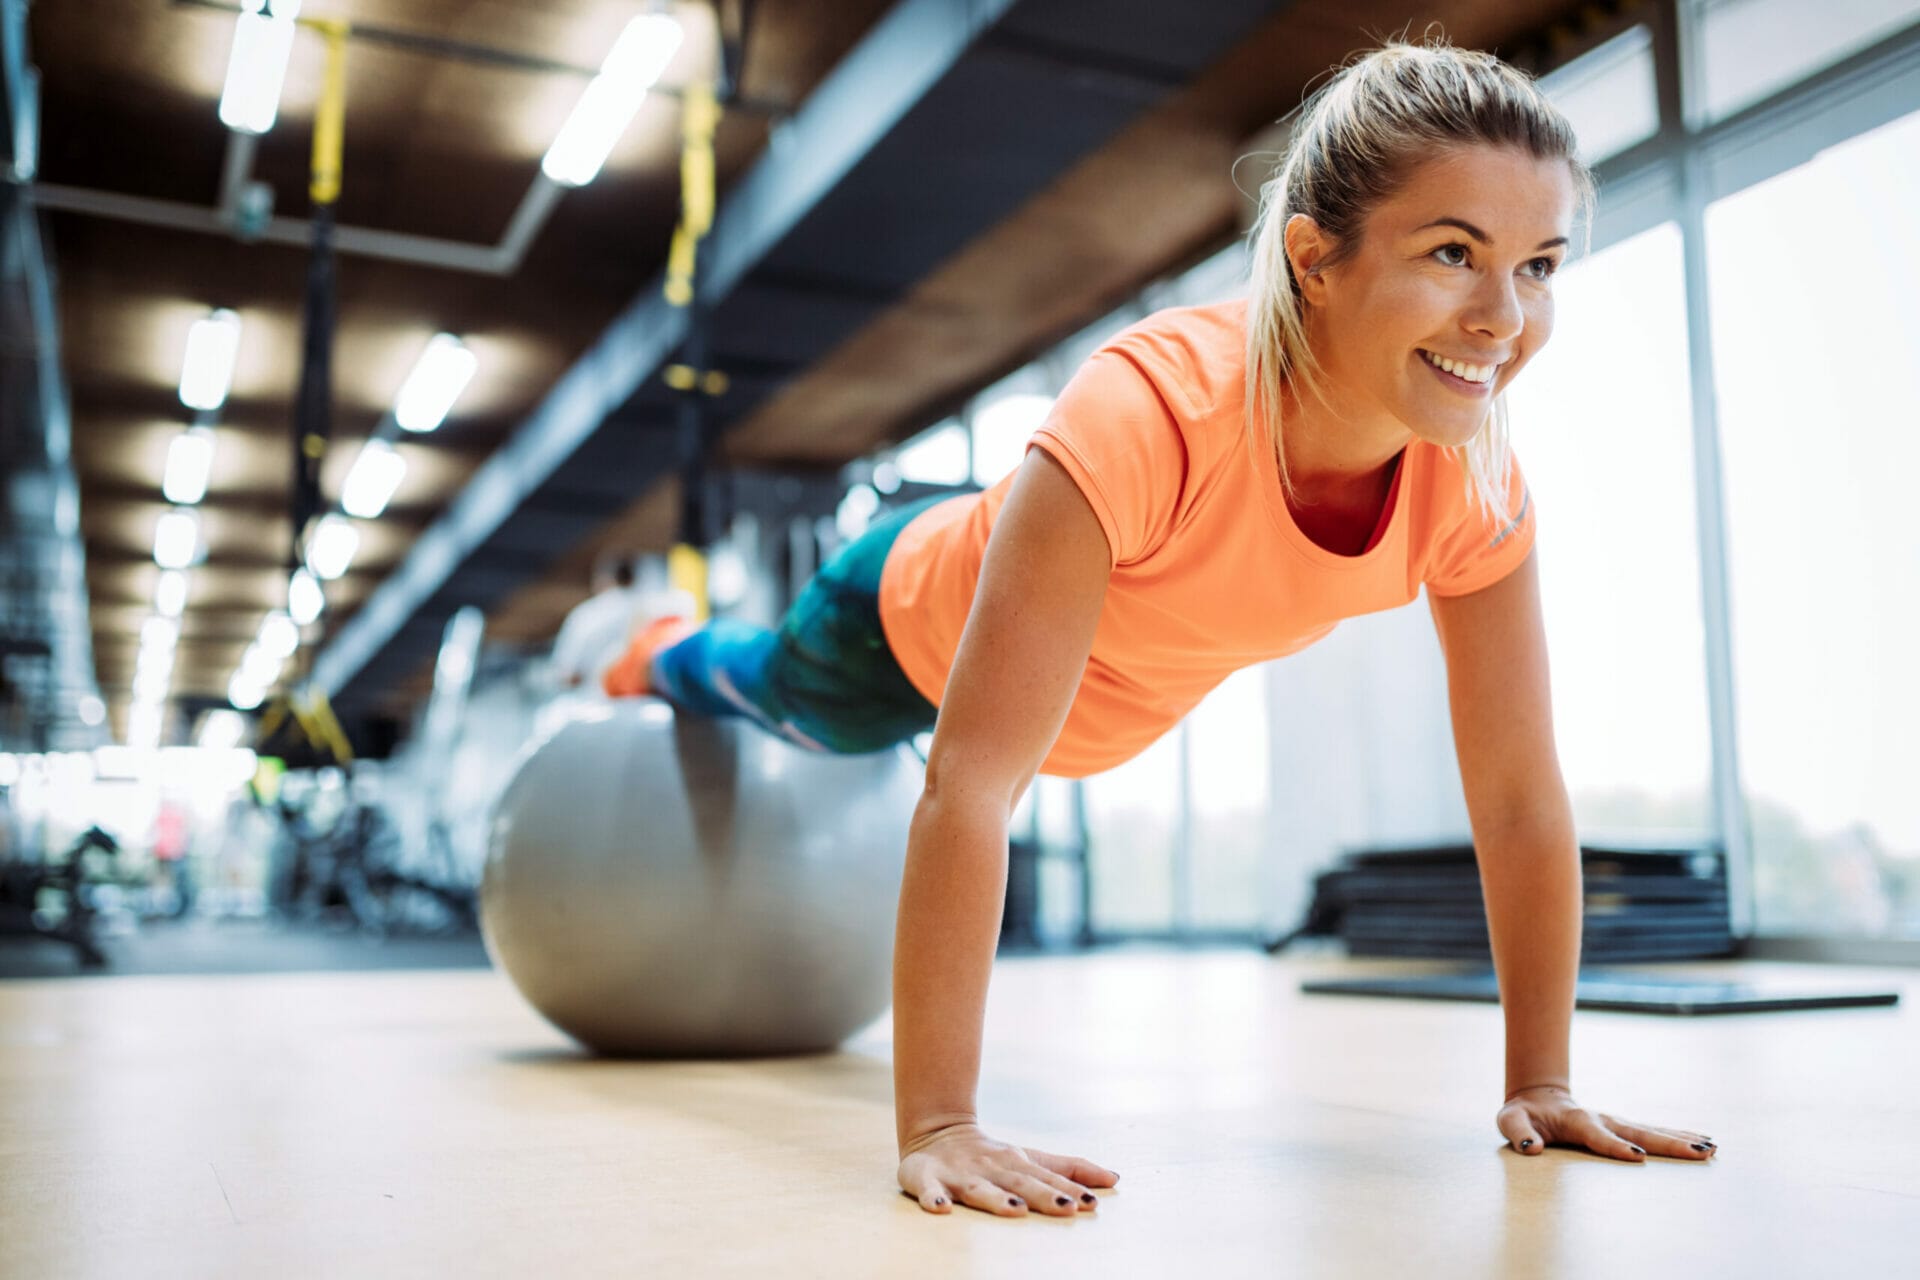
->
[[1283, 842, 1904, 1015], [1284, 841, 1734, 962]]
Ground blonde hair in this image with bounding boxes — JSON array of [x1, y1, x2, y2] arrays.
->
[[1244, 35, 1596, 525]]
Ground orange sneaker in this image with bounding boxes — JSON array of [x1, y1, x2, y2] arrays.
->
[[601, 615, 697, 698]]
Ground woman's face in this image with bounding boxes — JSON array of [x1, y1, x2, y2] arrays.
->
[[1289, 145, 1577, 451]]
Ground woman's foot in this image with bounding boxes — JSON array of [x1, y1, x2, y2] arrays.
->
[[600, 602, 697, 698]]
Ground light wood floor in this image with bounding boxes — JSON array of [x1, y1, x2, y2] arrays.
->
[[2, 949, 1914, 1278]]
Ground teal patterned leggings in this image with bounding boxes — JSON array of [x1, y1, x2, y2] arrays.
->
[[649, 497, 946, 753]]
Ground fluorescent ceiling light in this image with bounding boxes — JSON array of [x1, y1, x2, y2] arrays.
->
[[179, 309, 242, 411], [258, 610, 300, 660], [154, 569, 188, 618], [228, 673, 266, 712], [198, 709, 248, 751], [141, 616, 179, 655], [218, 1, 302, 135], [133, 665, 171, 705], [540, 14, 683, 187], [162, 427, 216, 505], [153, 507, 201, 570], [393, 333, 477, 433], [341, 438, 407, 517], [287, 568, 324, 626], [305, 514, 359, 580], [239, 642, 283, 687], [126, 702, 164, 749]]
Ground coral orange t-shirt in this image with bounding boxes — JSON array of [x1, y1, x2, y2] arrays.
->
[[877, 299, 1537, 778]]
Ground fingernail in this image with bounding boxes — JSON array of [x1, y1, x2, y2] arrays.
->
[[1055, 1196, 1070, 1207], [934, 1197, 947, 1206], [1081, 1193, 1096, 1203], [1519, 1139, 1534, 1149], [1691, 1143, 1710, 1152], [1008, 1197, 1022, 1207], [1630, 1145, 1646, 1155]]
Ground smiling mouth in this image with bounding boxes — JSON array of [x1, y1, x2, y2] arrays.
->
[[1417, 349, 1499, 394]]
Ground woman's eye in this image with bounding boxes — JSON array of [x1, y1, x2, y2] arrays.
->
[[1434, 244, 1469, 266], [1527, 257, 1560, 280]]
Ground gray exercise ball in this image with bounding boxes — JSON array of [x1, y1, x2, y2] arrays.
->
[[480, 699, 924, 1057]]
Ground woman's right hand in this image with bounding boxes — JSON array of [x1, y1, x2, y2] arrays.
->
[[896, 1121, 1118, 1216]]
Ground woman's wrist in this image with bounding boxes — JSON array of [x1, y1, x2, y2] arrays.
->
[[897, 1112, 980, 1157], [1503, 1081, 1573, 1105]]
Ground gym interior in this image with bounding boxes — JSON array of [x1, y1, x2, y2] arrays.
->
[[2, 1, 1917, 1275]]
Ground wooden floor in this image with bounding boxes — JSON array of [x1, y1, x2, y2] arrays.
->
[[2, 949, 1914, 1278]]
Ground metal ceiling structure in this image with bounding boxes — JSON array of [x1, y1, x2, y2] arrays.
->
[[8, 0, 1609, 752], [312, 0, 1290, 717]]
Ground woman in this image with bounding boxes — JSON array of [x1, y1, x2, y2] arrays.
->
[[603, 38, 1720, 1216]]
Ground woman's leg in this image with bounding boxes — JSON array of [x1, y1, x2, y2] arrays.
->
[[642, 495, 950, 753]]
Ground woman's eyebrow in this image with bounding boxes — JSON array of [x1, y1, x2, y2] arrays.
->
[[1414, 216, 1568, 251]]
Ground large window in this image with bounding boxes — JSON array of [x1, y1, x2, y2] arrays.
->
[[1705, 105, 1920, 936], [1691, 0, 1920, 121], [1502, 222, 1716, 839]]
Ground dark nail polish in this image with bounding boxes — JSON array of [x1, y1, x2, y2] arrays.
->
[[1081, 1193, 1096, 1203], [1630, 1145, 1646, 1155], [934, 1198, 947, 1206], [1008, 1197, 1022, 1207], [1519, 1139, 1534, 1149], [1055, 1196, 1070, 1206], [1691, 1143, 1710, 1152]]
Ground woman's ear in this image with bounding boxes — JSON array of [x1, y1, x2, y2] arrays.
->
[[1283, 212, 1332, 305]]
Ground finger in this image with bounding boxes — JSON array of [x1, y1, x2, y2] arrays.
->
[[901, 1180, 953, 1213], [1573, 1113, 1645, 1162], [1002, 1171, 1081, 1217], [1496, 1108, 1547, 1155], [1025, 1148, 1120, 1188], [957, 1178, 1028, 1217], [1601, 1117, 1718, 1160], [1034, 1168, 1100, 1212]]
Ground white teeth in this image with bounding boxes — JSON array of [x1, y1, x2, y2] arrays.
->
[[1423, 350, 1496, 384]]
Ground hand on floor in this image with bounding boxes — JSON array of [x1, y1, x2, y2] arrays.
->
[[1499, 1084, 1719, 1161], [897, 1120, 1117, 1217]]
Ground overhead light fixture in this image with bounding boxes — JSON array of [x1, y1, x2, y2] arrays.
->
[[133, 664, 171, 705], [140, 616, 179, 656], [341, 438, 407, 517], [126, 701, 164, 750], [154, 569, 189, 618], [540, 13, 684, 187], [162, 427, 216, 505], [227, 676, 265, 712], [287, 567, 324, 627], [393, 333, 477, 433], [198, 709, 248, 751], [218, 1, 302, 135], [78, 695, 106, 727], [153, 507, 201, 570], [305, 514, 359, 580], [258, 610, 300, 661], [179, 309, 243, 411]]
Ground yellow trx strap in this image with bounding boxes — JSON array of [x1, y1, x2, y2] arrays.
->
[[664, 79, 720, 307], [304, 19, 351, 206]]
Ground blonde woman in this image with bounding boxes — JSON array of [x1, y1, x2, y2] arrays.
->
[[604, 37, 1720, 1215]]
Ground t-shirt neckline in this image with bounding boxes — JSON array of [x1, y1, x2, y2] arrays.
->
[[1256, 435, 1415, 570]]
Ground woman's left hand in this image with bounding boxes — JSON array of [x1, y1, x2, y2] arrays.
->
[[1498, 1085, 1719, 1161]]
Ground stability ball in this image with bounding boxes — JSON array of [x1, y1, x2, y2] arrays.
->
[[480, 700, 924, 1056]]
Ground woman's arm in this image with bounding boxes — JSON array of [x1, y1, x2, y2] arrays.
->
[[893, 447, 1115, 1215]]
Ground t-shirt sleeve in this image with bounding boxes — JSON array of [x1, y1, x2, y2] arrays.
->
[[1424, 446, 1538, 597], [1026, 351, 1187, 568]]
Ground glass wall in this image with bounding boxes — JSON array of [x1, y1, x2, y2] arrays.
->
[[1704, 105, 1920, 935], [1502, 222, 1716, 838]]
